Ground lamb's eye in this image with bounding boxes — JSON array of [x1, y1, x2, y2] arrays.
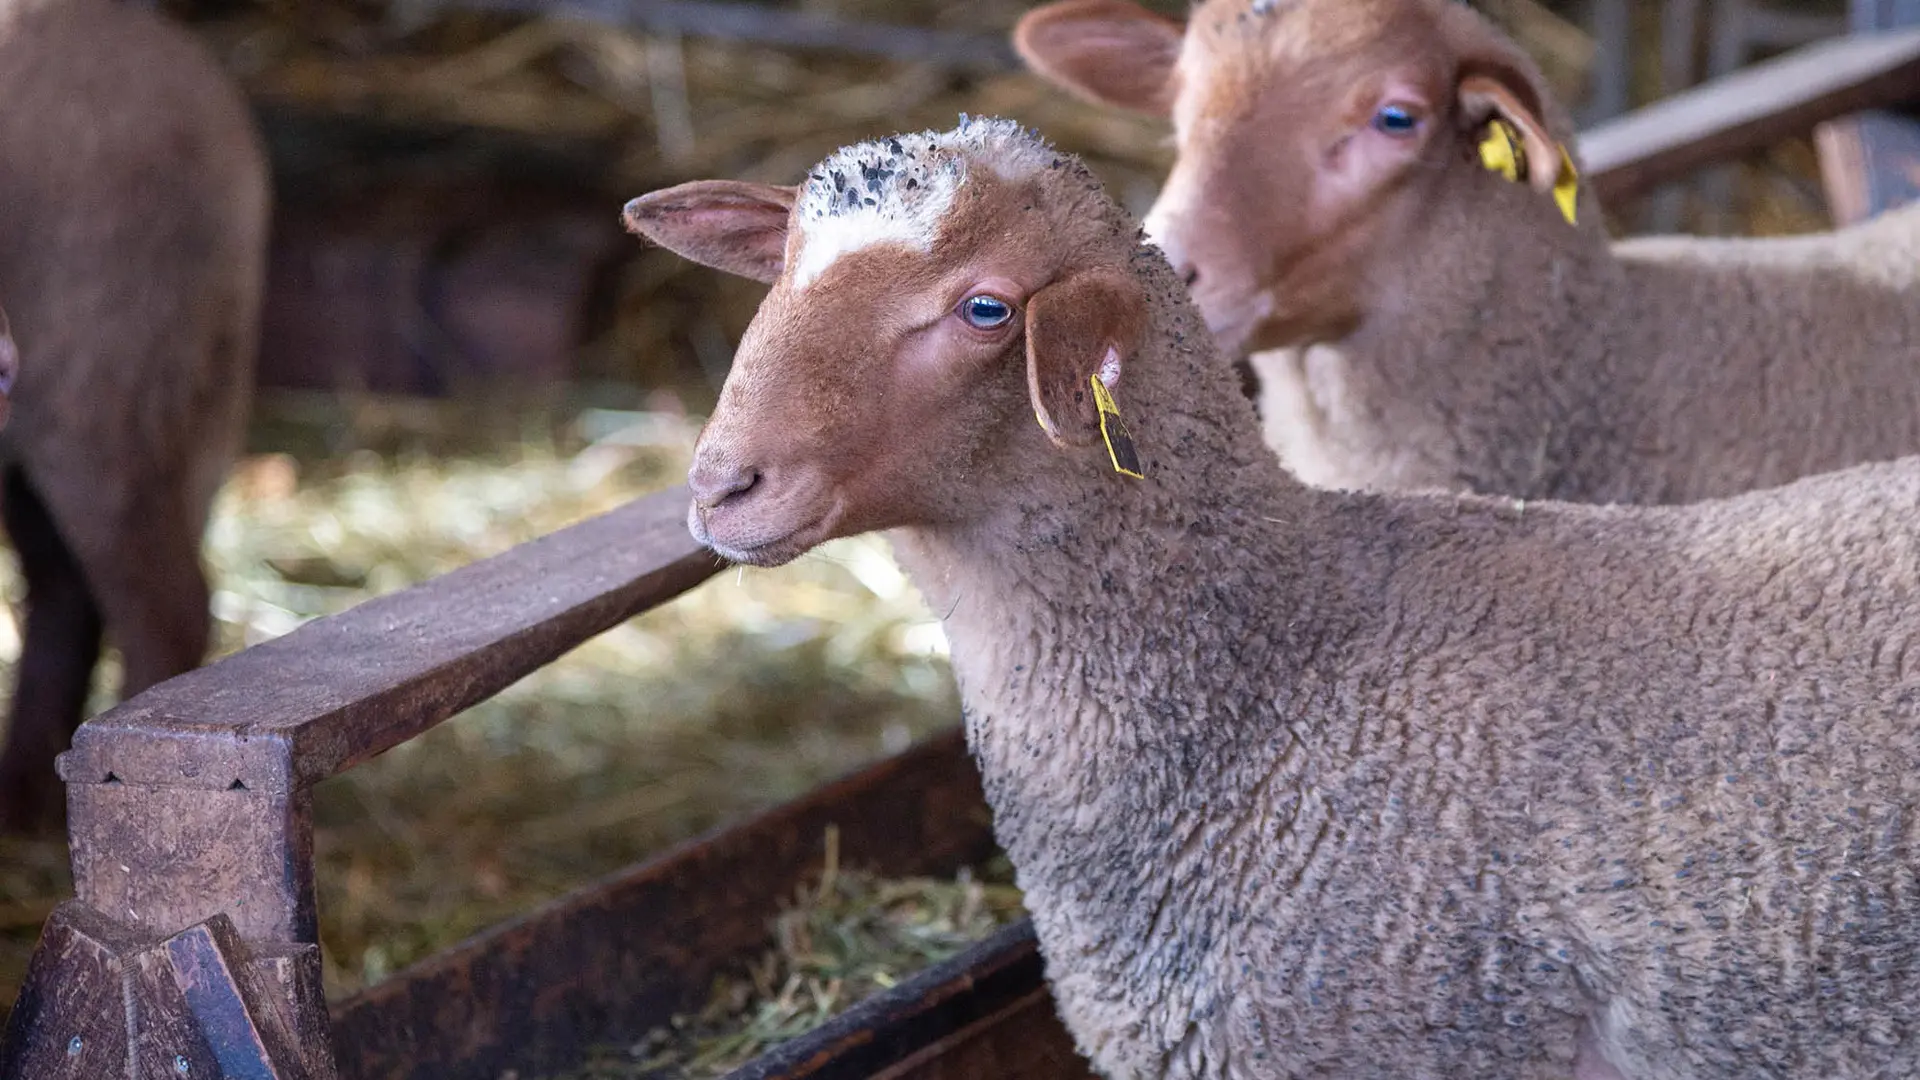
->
[[1372, 104, 1420, 136], [960, 294, 1014, 329]]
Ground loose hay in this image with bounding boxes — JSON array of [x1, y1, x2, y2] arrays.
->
[[555, 834, 1025, 1080]]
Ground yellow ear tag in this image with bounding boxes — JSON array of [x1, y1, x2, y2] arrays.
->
[[1552, 145, 1579, 226], [1088, 375, 1144, 479], [1477, 119, 1579, 227], [1477, 119, 1522, 183]]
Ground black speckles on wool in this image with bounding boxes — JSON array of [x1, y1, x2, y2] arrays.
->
[[794, 115, 1065, 226]]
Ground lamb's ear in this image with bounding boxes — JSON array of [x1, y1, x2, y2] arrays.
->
[[1013, 0, 1184, 118], [623, 180, 798, 284], [1025, 269, 1148, 461], [1458, 72, 1562, 195]]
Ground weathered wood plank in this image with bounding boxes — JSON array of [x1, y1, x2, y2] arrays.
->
[[131, 918, 315, 1080], [1, 907, 332, 1080], [59, 484, 721, 793], [445, 0, 1019, 71], [730, 919, 1090, 1080], [1817, 1, 1920, 224], [0, 903, 137, 1079], [869, 988, 1093, 1080], [1582, 26, 1920, 203], [66, 782, 317, 949], [1816, 108, 1920, 223], [329, 728, 992, 1080]]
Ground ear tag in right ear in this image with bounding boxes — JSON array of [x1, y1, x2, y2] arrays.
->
[[1552, 145, 1579, 226], [1477, 119, 1523, 183], [1088, 375, 1144, 479]]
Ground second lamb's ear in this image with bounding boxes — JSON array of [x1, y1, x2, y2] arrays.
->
[[623, 180, 799, 284], [1013, 0, 1184, 118], [1458, 72, 1563, 196], [1025, 270, 1148, 473]]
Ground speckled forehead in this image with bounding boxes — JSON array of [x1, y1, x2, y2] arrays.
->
[[789, 118, 1054, 290]]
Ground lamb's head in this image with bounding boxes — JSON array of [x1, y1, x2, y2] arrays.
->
[[625, 118, 1152, 567], [1015, 0, 1592, 355]]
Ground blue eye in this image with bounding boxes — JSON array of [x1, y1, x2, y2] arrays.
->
[[1372, 104, 1420, 136], [960, 294, 1014, 329]]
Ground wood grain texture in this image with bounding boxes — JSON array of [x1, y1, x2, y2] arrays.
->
[[870, 987, 1095, 1080], [732, 920, 1092, 1080], [330, 729, 993, 1080], [1582, 26, 1920, 203], [0, 903, 136, 1080], [66, 780, 317, 946], [59, 483, 722, 793], [0, 906, 329, 1080]]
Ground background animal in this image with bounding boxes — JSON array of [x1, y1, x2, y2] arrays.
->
[[1013, 0, 1920, 506], [0, 0, 270, 832], [629, 116, 1920, 1080]]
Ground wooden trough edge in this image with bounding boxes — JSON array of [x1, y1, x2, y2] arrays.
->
[[62, 483, 723, 795], [727, 917, 1095, 1080], [329, 726, 1003, 1080]]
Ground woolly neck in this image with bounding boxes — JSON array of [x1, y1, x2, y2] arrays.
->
[[883, 245, 1352, 771]]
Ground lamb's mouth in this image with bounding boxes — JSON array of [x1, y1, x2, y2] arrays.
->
[[689, 507, 836, 568]]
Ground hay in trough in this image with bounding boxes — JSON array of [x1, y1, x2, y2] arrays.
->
[[555, 835, 1025, 1080]]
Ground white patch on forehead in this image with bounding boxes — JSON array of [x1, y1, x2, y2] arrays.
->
[[790, 115, 1059, 289]]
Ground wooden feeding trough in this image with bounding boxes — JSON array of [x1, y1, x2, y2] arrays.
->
[[4, 24, 1920, 1080], [0, 484, 1090, 1080]]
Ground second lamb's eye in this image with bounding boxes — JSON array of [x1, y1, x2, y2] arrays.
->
[[1372, 104, 1420, 136], [960, 294, 1015, 329]]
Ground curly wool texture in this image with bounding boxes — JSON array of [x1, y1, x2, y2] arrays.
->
[[814, 124, 1920, 1080]]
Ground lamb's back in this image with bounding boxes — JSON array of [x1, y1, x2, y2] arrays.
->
[[1600, 210, 1920, 503], [1333, 459, 1920, 1077]]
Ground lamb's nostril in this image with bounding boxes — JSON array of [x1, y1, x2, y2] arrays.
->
[[1182, 265, 1200, 288], [690, 459, 762, 511]]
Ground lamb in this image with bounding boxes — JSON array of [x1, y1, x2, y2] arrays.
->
[[0, 0, 270, 832], [1012, 0, 1920, 506], [625, 116, 1920, 1080]]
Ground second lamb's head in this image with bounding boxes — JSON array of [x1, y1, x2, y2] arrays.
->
[[626, 118, 1176, 567], [1014, 0, 1598, 356]]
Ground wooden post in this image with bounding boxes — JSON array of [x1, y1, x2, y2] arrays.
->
[[1816, 0, 1920, 224]]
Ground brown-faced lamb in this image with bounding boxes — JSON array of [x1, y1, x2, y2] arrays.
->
[[0, 0, 270, 832], [626, 116, 1920, 1080], [1013, 0, 1920, 506]]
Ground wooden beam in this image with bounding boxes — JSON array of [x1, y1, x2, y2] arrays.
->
[[60, 484, 720, 796], [1581, 25, 1920, 204], [433, 0, 1019, 71]]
